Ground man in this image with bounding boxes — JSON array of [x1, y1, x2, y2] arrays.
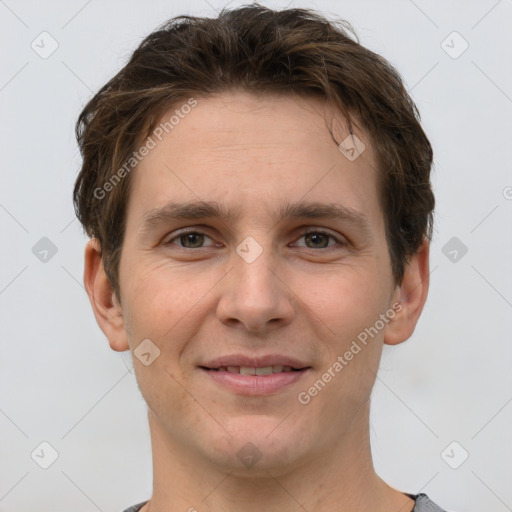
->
[[73, 4, 448, 511]]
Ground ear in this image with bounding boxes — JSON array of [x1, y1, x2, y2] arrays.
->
[[83, 238, 129, 352], [384, 239, 430, 346]]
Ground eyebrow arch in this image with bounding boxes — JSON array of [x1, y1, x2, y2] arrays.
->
[[138, 200, 373, 240]]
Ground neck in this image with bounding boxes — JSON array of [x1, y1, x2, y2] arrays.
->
[[141, 402, 414, 512]]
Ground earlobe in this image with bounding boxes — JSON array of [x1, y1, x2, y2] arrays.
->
[[83, 238, 129, 352], [384, 240, 430, 346]]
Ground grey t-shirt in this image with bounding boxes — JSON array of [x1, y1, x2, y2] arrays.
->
[[122, 492, 448, 511]]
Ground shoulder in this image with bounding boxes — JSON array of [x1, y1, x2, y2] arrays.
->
[[121, 501, 148, 512], [122, 495, 452, 512], [411, 493, 450, 511]]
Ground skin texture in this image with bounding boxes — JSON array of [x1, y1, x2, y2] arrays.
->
[[84, 91, 429, 512]]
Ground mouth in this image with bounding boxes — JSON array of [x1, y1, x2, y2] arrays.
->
[[198, 359, 311, 395], [200, 365, 305, 375]]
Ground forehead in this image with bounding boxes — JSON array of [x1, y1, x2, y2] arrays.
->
[[127, 91, 382, 227]]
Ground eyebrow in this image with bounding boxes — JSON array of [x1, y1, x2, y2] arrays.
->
[[138, 200, 373, 239]]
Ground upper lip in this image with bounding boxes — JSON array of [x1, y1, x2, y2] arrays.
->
[[201, 354, 311, 370]]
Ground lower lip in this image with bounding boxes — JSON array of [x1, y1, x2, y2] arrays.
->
[[201, 368, 310, 395]]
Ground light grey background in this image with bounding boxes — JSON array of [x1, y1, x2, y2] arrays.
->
[[1, 0, 511, 511]]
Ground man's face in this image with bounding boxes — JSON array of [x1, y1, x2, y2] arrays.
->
[[116, 92, 399, 472]]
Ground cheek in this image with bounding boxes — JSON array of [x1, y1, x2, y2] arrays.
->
[[302, 268, 391, 406], [134, 364, 197, 439], [121, 259, 203, 336], [305, 265, 390, 340], [120, 260, 224, 389]]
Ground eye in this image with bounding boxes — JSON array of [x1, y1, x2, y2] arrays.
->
[[164, 230, 216, 249], [293, 230, 344, 249], [162, 228, 346, 251]]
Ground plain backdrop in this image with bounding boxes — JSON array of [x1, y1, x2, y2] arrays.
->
[[1, 1, 511, 511]]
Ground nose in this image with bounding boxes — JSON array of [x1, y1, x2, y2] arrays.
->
[[216, 244, 295, 334]]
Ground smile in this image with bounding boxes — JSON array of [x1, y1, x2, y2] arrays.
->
[[200, 366, 311, 395], [208, 365, 301, 375]]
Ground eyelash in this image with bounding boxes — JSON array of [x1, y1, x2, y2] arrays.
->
[[163, 228, 346, 250]]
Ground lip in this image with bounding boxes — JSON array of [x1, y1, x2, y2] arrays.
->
[[201, 367, 311, 395], [201, 354, 310, 370], [199, 354, 312, 396]]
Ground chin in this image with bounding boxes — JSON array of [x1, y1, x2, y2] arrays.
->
[[200, 415, 310, 475]]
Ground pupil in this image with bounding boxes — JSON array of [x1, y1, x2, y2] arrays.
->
[[307, 233, 328, 248], [182, 233, 203, 248]]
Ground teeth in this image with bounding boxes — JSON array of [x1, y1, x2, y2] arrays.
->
[[256, 366, 273, 375], [215, 365, 295, 375]]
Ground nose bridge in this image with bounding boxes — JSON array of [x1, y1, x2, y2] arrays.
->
[[216, 234, 294, 331], [233, 234, 279, 302], [236, 238, 276, 291]]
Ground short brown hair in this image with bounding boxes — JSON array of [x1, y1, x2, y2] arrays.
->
[[73, 3, 434, 300]]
